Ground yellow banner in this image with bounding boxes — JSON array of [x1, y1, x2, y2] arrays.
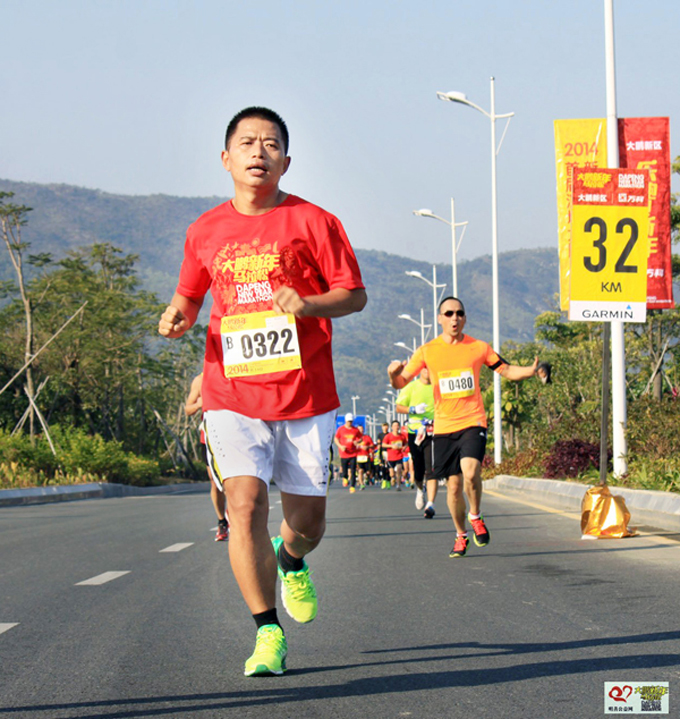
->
[[554, 119, 608, 309]]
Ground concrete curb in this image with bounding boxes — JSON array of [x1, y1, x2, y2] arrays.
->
[[485, 475, 680, 533], [0, 481, 208, 507]]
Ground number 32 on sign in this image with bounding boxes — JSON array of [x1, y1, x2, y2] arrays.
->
[[568, 168, 649, 323]]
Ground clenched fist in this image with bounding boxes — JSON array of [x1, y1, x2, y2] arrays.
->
[[158, 305, 189, 338]]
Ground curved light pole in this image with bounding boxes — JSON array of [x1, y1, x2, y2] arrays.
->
[[398, 311, 431, 346], [394, 340, 417, 356], [351, 395, 360, 416], [413, 200, 468, 297], [405, 268, 447, 334], [437, 78, 514, 465]]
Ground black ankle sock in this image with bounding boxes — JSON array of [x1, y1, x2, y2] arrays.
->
[[253, 609, 282, 630], [218, 517, 228, 527], [277, 543, 304, 574]]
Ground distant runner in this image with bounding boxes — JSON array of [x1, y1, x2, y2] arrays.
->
[[334, 413, 361, 492], [388, 296, 538, 558], [185, 373, 229, 541], [382, 420, 408, 491], [395, 368, 437, 518]]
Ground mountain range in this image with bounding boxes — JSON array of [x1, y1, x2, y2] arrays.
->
[[0, 178, 559, 420]]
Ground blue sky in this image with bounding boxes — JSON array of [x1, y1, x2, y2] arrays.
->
[[2, 0, 679, 265]]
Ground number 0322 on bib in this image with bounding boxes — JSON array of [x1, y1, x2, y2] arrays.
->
[[568, 168, 650, 323], [221, 311, 302, 378]]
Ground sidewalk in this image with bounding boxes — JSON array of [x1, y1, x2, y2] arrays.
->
[[485, 475, 680, 533], [3, 475, 680, 533], [0, 481, 208, 507]]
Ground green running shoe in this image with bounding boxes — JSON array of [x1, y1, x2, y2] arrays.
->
[[271, 535, 318, 624], [244, 624, 287, 676]]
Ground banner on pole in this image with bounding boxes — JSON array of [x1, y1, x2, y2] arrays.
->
[[555, 117, 673, 312], [568, 167, 649, 323], [554, 119, 608, 310], [618, 117, 674, 309]]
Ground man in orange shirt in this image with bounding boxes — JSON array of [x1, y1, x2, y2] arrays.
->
[[388, 296, 538, 558]]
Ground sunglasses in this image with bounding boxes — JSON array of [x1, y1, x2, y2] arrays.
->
[[441, 309, 465, 318]]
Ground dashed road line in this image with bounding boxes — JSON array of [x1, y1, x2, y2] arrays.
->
[[76, 571, 131, 586], [159, 543, 194, 553], [0, 623, 19, 635]]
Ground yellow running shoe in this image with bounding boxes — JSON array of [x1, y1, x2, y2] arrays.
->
[[271, 536, 318, 624], [244, 624, 287, 676]]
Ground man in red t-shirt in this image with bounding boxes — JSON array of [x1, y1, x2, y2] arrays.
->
[[382, 420, 408, 491], [334, 413, 361, 492], [159, 107, 366, 677], [356, 431, 375, 488]]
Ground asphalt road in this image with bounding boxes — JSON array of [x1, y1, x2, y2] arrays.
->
[[1, 482, 679, 719]]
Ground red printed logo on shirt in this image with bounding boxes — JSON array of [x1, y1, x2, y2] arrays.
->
[[212, 239, 303, 314]]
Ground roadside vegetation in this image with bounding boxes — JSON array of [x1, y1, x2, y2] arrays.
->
[[1, 155, 680, 492]]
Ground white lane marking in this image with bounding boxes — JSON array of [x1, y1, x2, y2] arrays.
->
[[159, 543, 194, 553], [0, 623, 19, 635], [76, 571, 130, 586]]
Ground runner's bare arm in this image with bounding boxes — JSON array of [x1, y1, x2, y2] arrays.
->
[[387, 360, 413, 390], [395, 404, 409, 415], [158, 292, 204, 339], [272, 287, 367, 318], [185, 374, 203, 416], [497, 356, 539, 381]]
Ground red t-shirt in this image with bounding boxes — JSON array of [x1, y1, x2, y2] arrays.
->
[[383, 431, 408, 462], [357, 435, 375, 462], [335, 425, 362, 458], [176, 195, 364, 420]]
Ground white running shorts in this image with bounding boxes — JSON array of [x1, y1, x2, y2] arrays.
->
[[203, 408, 336, 497]]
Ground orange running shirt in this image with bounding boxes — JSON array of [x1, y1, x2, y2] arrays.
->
[[403, 335, 503, 434]]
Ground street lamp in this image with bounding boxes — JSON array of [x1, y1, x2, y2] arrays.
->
[[413, 200, 468, 297], [394, 339, 417, 356], [398, 310, 431, 346], [381, 399, 394, 422], [437, 77, 514, 464], [405, 267, 447, 335], [351, 395, 360, 416]]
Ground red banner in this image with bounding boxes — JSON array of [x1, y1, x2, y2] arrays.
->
[[618, 117, 674, 309]]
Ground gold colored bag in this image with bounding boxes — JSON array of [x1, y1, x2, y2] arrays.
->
[[581, 485, 636, 538]]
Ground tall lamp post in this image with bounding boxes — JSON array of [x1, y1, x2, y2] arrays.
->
[[405, 267, 447, 334], [437, 78, 514, 464], [413, 200, 468, 296], [381, 398, 395, 422], [351, 395, 360, 416], [394, 340, 417, 356], [398, 310, 431, 347]]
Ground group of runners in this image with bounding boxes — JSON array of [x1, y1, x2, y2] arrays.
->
[[159, 105, 543, 678]]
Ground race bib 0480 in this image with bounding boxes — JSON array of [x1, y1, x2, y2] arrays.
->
[[438, 369, 475, 399], [221, 311, 302, 378]]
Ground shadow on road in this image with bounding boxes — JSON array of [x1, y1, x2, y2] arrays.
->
[[5, 631, 680, 718]]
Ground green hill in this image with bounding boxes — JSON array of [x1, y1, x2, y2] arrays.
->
[[0, 179, 558, 421]]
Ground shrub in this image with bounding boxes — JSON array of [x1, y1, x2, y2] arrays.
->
[[0, 426, 161, 489], [544, 438, 609, 479]]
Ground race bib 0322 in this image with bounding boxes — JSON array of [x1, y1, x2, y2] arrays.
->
[[221, 311, 302, 378]]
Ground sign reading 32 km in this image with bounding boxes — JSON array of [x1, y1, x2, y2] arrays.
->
[[569, 168, 650, 323]]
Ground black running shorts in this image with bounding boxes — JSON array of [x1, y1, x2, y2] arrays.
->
[[433, 426, 487, 478], [341, 456, 357, 477]]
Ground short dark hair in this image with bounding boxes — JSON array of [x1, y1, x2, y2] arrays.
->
[[224, 106, 289, 154], [438, 296, 466, 315]]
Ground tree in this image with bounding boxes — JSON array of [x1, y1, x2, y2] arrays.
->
[[0, 192, 46, 438]]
